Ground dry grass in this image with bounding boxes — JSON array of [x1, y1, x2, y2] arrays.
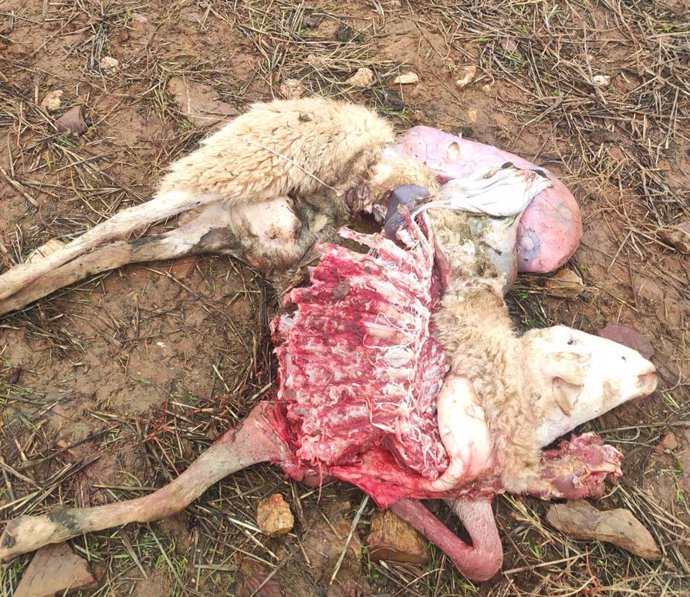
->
[[1, 0, 688, 595]]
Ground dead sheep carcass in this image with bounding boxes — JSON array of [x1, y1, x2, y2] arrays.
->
[[0, 97, 578, 315], [0, 207, 656, 580], [0, 97, 433, 314], [0, 97, 655, 579]]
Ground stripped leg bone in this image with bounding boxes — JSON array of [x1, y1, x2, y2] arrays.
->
[[0, 403, 284, 561]]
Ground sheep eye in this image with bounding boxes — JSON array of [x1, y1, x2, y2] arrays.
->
[[567, 338, 575, 346], [622, 356, 627, 362]]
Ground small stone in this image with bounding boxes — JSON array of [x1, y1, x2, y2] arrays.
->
[[367, 510, 429, 565], [130, 14, 149, 39], [8, 366, 21, 385], [455, 65, 477, 89], [99, 56, 119, 71], [500, 38, 519, 53], [346, 67, 374, 88], [393, 72, 419, 85], [545, 268, 585, 298], [596, 323, 655, 360], [55, 105, 88, 136], [379, 89, 405, 112], [660, 431, 678, 451], [279, 78, 305, 100], [335, 24, 356, 42], [15, 542, 96, 597], [40, 90, 63, 112], [182, 11, 203, 23], [256, 493, 294, 536], [169, 255, 200, 279], [592, 74, 611, 87], [659, 221, 690, 254], [167, 76, 239, 126], [546, 500, 661, 560]]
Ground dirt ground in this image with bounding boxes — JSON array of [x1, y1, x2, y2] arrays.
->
[[0, 1, 688, 595]]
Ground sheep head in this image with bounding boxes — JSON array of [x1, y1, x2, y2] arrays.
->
[[519, 325, 657, 447]]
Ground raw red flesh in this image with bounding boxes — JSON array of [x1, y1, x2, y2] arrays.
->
[[270, 220, 623, 509], [272, 221, 451, 488], [537, 432, 623, 500]]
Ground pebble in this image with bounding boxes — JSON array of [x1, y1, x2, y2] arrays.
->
[[55, 105, 88, 136], [659, 221, 690, 254], [455, 65, 477, 89], [596, 323, 655, 360], [393, 72, 419, 85], [346, 67, 374, 88], [367, 509, 429, 565], [279, 78, 305, 99], [99, 56, 119, 71], [256, 493, 294, 536], [40, 90, 63, 112], [14, 543, 96, 597], [546, 500, 661, 560], [660, 431, 678, 451]]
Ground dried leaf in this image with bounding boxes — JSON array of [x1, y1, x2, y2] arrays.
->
[[55, 106, 88, 136], [545, 268, 585, 298]]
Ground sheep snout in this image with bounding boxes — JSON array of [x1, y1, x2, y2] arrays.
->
[[525, 326, 658, 448]]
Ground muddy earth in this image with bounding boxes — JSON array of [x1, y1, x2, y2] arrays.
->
[[0, 1, 688, 595]]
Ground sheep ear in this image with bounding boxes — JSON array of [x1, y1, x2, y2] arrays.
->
[[447, 141, 461, 161], [543, 352, 590, 386], [551, 377, 583, 416]]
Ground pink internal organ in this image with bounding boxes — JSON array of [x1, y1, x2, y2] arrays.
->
[[393, 126, 583, 273]]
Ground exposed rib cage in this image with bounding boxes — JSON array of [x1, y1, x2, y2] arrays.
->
[[272, 217, 450, 481]]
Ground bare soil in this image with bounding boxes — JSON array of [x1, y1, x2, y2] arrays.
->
[[0, 1, 688, 595]]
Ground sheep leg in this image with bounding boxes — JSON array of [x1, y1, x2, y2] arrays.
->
[[0, 190, 222, 302], [390, 498, 502, 581], [0, 402, 285, 561], [0, 211, 240, 317]]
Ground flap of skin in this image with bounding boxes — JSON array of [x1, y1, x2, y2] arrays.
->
[[418, 165, 551, 218], [431, 376, 493, 490]]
